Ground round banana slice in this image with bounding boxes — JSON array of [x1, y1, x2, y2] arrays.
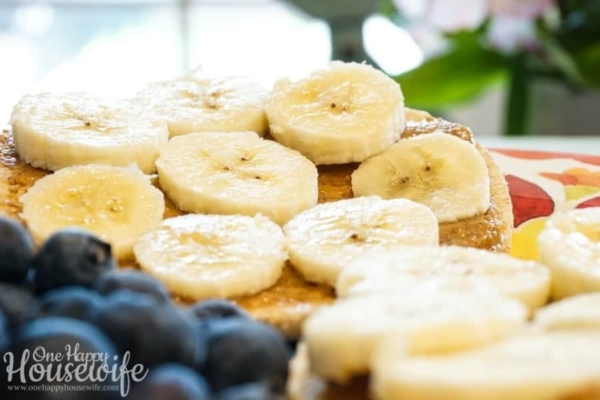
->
[[533, 292, 600, 331], [132, 70, 268, 138], [10, 92, 168, 174], [155, 131, 318, 226], [337, 246, 551, 313], [284, 196, 439, 287], [303, 291, 527, 383], [372, 331, 600, 400], [537, 208, 600, 300], [265, 61, 405, 165], [19, 164, 165, 260], [133, 214, 287, 300], [404, 107, 433, 122], [352, 131, 491, 223]]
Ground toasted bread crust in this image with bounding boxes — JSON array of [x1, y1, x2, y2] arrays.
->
[[0, 111, 512, 340]]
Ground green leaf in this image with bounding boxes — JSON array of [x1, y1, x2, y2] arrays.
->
[[378, 0, 397, 17], [541, 35, 587, 86], [394, 42, 508, 109], [536, 21, 586, 86], [504, 53, 532, 136], [574, 43, 600, 87]]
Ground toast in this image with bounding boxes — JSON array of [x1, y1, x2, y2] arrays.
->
[[0, 108, 513, 339]]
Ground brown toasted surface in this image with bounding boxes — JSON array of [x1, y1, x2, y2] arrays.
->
[[402, 116, 474, 143], [0, 112, 512, 340], [562, 386, 600, 400]]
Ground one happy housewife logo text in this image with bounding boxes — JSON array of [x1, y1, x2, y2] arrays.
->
[[3, 344, 148, 397]]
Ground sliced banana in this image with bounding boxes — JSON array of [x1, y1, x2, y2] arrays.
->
[[302, 291, 527, 383], [372, 331, 600, 400], [132, 69, 268, 138], [537, 208, 600, 300], [352, 131, 491, 223], [337, 246, 551, 313], [133, 214, 287, 300], [404, 107, 433, 122], [284, 196, 439, 286], [19, 164, 165, 260], [533, 292, 600, 331], [10, 92, 168, 174], [156, 131, 318, 225], [265, 61, 405, 165]]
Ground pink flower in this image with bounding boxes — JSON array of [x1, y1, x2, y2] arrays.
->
[[406, 23, 449, 57], [429, 0, 489, 32], [490, 0, 554, 17], [393, 0, 488, 32], [393, 0, 554, 32], [487, 16, 540, 53]]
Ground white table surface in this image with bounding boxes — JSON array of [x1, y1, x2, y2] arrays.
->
[[479, 136, 600, 155]]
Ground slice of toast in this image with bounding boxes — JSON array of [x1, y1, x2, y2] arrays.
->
[[0, 109, 513, 339]]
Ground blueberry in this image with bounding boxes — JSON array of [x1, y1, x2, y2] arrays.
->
[[90, 291, 203, 369], [95, 269, 169, 302], [0, 282, 37, 329], [129, 363, 211, 400], [217, 383, 281, 400], [200, 318, 290, 392], [36, 287, 105, 321], [0, 216, 34, 285], [31, 228, 116, 294], [0, 311, 10, 351], [286, 339, 299, 356], [189, 299, 250, 321], [0, 317, 119, 400]]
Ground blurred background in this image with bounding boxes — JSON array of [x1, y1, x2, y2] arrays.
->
[[0, 0, 599, 137]]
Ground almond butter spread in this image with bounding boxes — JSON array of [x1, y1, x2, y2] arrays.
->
[[0, 119, 512, 340]]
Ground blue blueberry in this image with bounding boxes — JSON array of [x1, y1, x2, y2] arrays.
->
[[0, 216, 34, 285], [0, 317, 119, 400], [31, 228, 116, 294], [189, 299, 250, 321], [36, 287, 105, 321], [0, 311, 10, 352], [217, 383, 281, 400], [95, 269, 169, 302], [90, 291, 203, 369], [0, 282, 37, 329], [286, 339, 299, 356], [200, 318, 290, 392], [129, 364, 211, 400]]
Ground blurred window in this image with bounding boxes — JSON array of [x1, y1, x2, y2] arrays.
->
[[0, 0, 421, 120], [0, 0, 330, 120]]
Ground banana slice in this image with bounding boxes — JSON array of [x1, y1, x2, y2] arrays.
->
[[372, 331, 600, 400], [533, 292, 600, 331], [156, 131, 318, 225], [337, 246, 551, 313], [19, 164, 165, 260], [537, 208, 600, 300], [133, 214, 287, 300], [352, 131, 491, 223], [283, 196, 439, 286], [265, 61, 405, 165], [405, 107, 433, 121], [132, 69, 268, 138], [302, 291, 527, 383], [10, 92, 168, 174]]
